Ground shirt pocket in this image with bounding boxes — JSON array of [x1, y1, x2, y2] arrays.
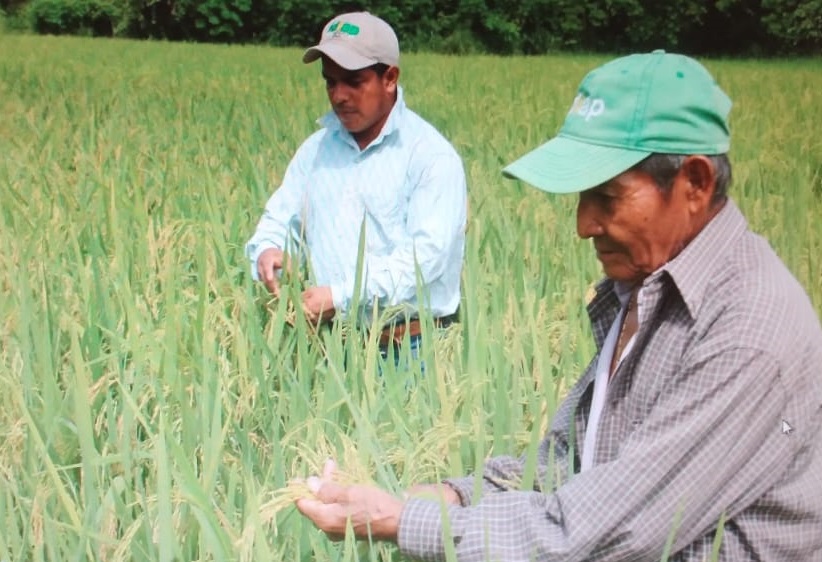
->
[[360, 175, 410, 251]]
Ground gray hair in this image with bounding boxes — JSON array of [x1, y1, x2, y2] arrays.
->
[[632, 153, 732, 205]]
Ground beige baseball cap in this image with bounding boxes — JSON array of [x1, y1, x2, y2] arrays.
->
[[303, 12, 399, 70]]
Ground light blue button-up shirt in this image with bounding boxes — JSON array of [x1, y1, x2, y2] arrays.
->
[[245, 87, 467, 324]]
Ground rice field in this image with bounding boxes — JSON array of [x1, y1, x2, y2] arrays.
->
[[1, 33, 821, 561]]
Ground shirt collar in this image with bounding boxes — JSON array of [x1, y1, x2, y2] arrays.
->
[[659, 198, 748, 318], [317, 85, 406, 150]]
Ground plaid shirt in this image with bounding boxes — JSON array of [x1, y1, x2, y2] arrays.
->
[[398, 200, 822, 561]]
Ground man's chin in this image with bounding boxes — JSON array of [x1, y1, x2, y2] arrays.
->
[[336, 113, 361, 130], [601, 265, 643, 284]]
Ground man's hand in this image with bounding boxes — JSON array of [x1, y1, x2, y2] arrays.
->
[[302, 286, 336, 324], [257, 247, 285, 297], [295, 460, 404, 542], [404, 483, 462, 505]]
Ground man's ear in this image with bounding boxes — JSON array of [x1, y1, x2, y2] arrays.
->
[[678, 155, 717, 213], [384, 66, 399, 93]]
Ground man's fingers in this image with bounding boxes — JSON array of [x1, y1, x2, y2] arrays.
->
[[305, 476, 323, 495], [303, 459, 340, 500], [322, 458, 337, 479], [301, 302, 312, 321], [265, 277, 281, 297], [302, 301, 317, 323], [295, 495, 323, 515], [295, 496, 346, 541], [257, 248, 287, 296], [300, 287, 335, 323], [313, 481, 348, 504], [303, 473, 347, 504], [258, 257, 279, 293]]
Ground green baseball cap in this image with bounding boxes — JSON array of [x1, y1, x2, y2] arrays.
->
[[503, 50, 732, 194]]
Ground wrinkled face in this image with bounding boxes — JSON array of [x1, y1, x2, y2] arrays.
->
[[321, 57, 398, 148], [576, 168, 700, 284]]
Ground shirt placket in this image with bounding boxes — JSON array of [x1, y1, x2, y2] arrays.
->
[[573, 288, 620, 472], [594, 278, 667, 466]]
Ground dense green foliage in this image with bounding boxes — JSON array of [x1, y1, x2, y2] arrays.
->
[[2, 0, 822, 54]]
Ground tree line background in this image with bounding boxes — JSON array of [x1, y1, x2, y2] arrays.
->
[[1, 0, 820, 55]]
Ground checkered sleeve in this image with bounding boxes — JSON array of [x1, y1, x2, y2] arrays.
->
[[398, 347, 802, 561], [442, 430, 574, 507]]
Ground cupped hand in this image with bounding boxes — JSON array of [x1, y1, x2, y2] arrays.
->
[[295, 459, 404, 542]]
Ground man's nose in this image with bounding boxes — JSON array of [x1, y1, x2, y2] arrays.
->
[[577, 194, 603, 239], [329, 83, 349, 105]]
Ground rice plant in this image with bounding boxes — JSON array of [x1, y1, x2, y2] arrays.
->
[[1, 34, 820, 560]]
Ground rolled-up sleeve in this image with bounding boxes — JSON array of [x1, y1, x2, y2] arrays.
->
[[244, 140, 313, 279]]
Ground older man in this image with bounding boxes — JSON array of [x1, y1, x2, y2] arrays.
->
[[296, 51, 822, 560]]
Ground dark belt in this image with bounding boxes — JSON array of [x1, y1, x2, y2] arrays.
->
[[378, 313, 458, 347]]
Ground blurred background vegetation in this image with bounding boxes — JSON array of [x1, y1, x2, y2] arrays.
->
[[1, 0, 821, 55]]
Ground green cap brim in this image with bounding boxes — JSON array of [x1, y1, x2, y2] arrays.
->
[[502, 135, 653, 194]]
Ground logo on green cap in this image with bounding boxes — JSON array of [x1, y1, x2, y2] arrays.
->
[[569, 94, 606, 122], [328, 20, 360, 36]]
